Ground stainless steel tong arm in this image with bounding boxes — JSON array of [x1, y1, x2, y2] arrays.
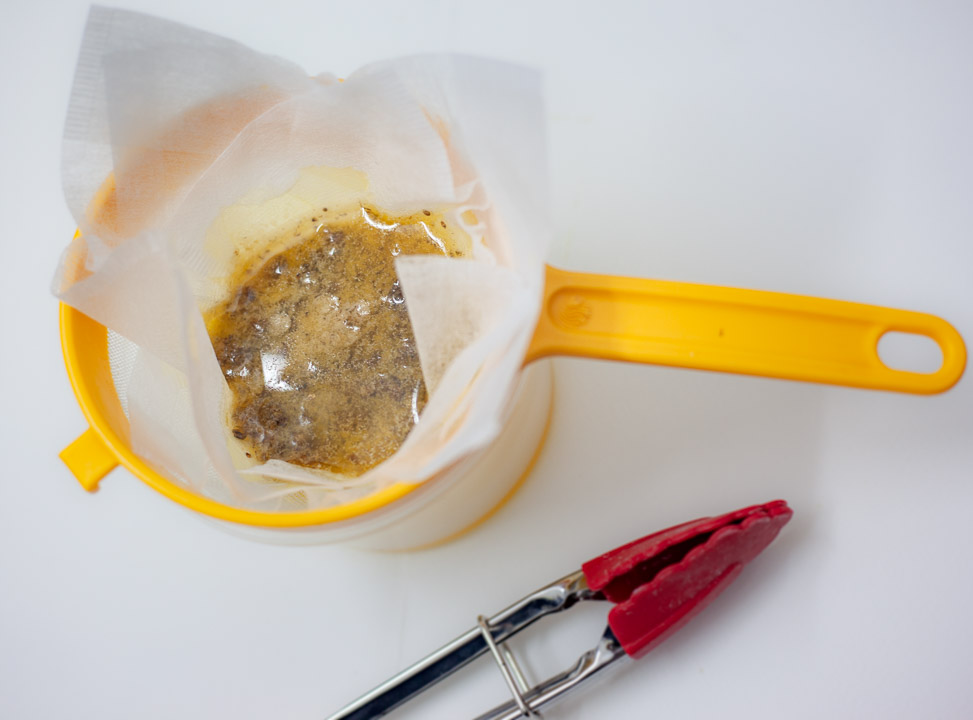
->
[[326, 570, 595, 720]]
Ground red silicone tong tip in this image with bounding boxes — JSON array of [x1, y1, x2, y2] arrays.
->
[[582, 500, 792, 659]]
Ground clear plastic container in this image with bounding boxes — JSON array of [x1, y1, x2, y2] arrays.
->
[[59, 303, 553, 550]]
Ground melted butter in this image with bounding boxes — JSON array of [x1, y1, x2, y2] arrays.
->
[[205, 206, 469, 476]]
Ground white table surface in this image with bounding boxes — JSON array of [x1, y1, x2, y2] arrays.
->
[[3, 1, 972, 718]]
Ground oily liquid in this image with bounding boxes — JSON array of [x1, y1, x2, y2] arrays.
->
[[205, 206, 468, 477]]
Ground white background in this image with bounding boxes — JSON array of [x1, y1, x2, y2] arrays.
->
[[2, 1, 973, 718]]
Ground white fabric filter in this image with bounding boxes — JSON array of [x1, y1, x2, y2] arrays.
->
[[106, 330, 137, 417], [55, 6, 550, 510]]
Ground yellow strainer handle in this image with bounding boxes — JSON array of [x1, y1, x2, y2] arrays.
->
[[525, 265, 966, 395]]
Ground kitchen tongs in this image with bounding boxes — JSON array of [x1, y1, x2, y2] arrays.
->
[[327, 500, 793, 719]]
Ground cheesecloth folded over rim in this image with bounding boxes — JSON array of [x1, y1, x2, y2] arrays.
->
[[55, 6, 550, 511]]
